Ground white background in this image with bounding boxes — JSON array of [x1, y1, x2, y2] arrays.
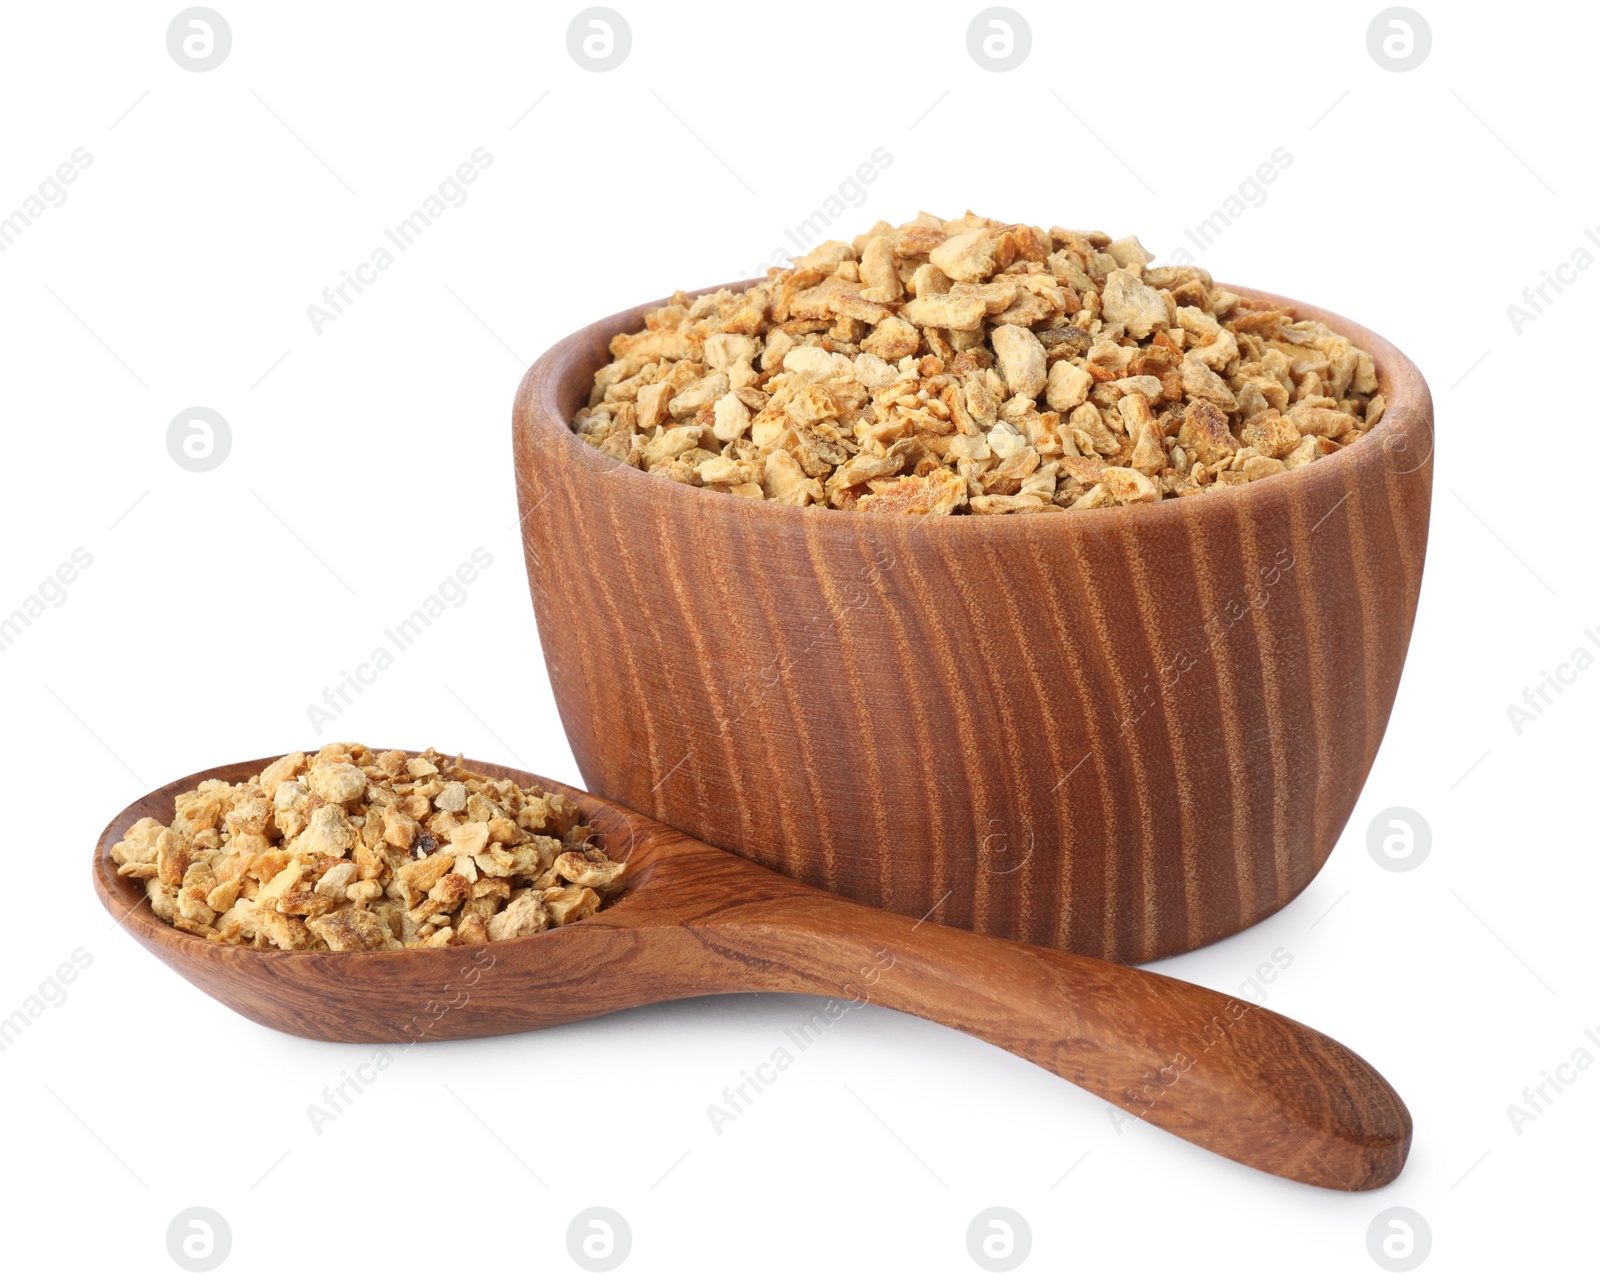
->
[[2, 1, 1594, 1276]]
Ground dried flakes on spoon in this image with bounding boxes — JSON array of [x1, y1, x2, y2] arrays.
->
[[111, 744, 626, 951]]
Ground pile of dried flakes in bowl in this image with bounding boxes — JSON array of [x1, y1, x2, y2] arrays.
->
[[571, 212, 1386, 514], [111, 745, 626, 950]]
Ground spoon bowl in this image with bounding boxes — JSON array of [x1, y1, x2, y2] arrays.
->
[[94, 753, 1412, 1192]]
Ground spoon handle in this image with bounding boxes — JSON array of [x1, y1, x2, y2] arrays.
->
[[669, 859, 1410, 1190]]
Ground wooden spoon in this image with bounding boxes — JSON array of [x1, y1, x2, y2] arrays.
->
[[93, 755, 1411, 1191]]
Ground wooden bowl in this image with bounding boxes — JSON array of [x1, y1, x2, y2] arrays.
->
[[512, 282, 1434, 963]]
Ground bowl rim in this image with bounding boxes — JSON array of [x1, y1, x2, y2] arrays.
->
[[515, 277, 1434, 533]]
